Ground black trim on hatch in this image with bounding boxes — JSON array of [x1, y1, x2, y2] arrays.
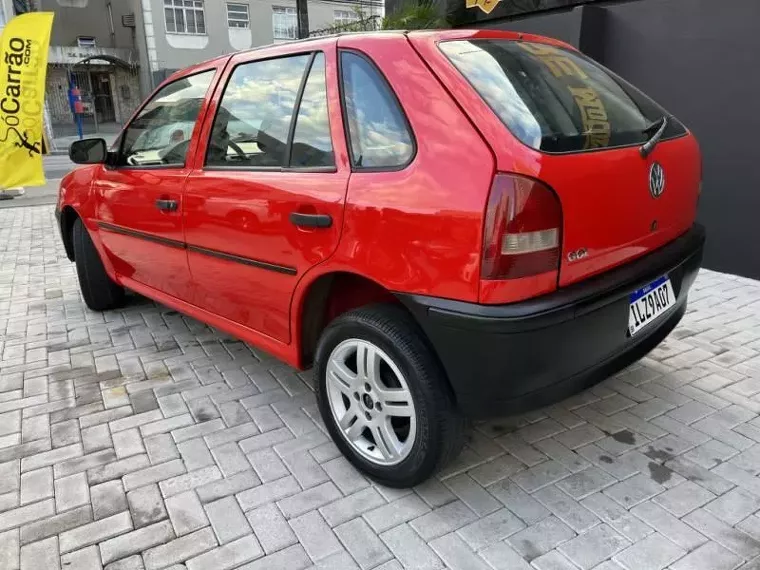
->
[[96, 221, 297, 275]]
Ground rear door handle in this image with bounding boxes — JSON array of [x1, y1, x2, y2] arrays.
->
[[289, 212, 332, 228], [155, 199, 178, 212]]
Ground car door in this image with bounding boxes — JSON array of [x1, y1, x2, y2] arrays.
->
[[182, 42, 349, 344], [92, 65, 220, 300]]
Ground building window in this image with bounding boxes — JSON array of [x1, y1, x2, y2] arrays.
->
[[77, 36, 97, 48], [272, 6, 297, 40], [165, 0, 206, 35], [334, 9, 359, 26], [227, 3, 249, 28]]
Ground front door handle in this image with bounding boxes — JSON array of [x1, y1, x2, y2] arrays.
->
[[155, 199, 178, 212], [290, 212, 332, 228]]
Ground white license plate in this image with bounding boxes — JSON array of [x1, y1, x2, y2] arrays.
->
[[628, 276, 676, 336]]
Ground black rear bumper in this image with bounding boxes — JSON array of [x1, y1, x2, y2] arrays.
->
[[398, 224, 705, 419]]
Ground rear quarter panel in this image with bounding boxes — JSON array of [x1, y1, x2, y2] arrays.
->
[[323, 34, 494, 302]]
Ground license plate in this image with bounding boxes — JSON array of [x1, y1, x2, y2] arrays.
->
[[628, 276, 676, 336]]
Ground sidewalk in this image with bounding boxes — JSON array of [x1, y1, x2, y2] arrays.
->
[[51, 122, 122, 155], [51, 132, 121, 155], [0, 178, 60, 209]]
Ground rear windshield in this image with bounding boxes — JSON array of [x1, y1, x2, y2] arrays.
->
[[439, 39, 686, 153]]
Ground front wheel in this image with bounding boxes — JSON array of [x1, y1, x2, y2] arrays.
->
[[315, 304, 464, 487]]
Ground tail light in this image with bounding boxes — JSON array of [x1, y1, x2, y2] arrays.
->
[[481, 173, 562, 280]]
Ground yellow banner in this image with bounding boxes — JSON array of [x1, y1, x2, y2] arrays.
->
[[0, 12, 54, 188]]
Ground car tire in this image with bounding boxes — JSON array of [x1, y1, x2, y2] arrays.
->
[[315, 304, 465, 487], [72, 217, 126, 311]]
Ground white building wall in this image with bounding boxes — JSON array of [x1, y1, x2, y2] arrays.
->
[[144, 0, 384, 78]]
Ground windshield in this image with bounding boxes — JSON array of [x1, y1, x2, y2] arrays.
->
[[439, 39, 686, 153]]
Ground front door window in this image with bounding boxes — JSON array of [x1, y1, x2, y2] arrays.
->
[[118, 70, 215, 167]]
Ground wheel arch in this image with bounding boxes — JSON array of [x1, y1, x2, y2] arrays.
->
[[59, 205, 80, 261], [295, 271, 398, 369]]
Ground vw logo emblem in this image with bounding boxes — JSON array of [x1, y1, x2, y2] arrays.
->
[[649, 162, 665, 198]]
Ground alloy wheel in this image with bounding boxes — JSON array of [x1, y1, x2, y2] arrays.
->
[[325, 338, 417, 466]]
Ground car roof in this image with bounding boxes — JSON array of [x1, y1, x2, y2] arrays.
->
[[167, 29, 573, 83]]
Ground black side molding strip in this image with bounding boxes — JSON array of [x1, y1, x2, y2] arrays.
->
[[96, 221, 297, 276], [186, 244, 297, 275], [98, 221, 184, 249]]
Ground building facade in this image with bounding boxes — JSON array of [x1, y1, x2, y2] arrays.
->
[[136, 0, 383, 88], [34, 0, 142, 135], [36, 0, 382, 136]]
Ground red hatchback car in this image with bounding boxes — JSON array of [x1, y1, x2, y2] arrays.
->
[[57, 30, 705, 487]]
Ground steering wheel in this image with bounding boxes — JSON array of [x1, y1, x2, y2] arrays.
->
[[158, 139, 190, 164], [227, 140, 247, 161]]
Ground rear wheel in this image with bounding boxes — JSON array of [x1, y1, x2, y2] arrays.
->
[[315, 304, 464, 487], [72, 218, 125, 311]]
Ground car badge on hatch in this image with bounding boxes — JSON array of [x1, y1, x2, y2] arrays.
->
[[649, 162, 665, 198]]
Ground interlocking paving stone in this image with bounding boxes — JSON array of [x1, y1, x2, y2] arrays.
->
[[19, 505, 91, 545], [682, 508, 760, 559], [0, 529, 19, 570], [58, 511, 133, 554], [122, 459, 186, 492], [670, 541, 743, 570], [20, 535, 59, 570], [557, 523, 630, 570], [184, 534, 263, 570], [0, 499, 55, 532], [289, 510, 342, 562], [479, 541, 533, 570], [127, 484, 168, 528], [507, 515, 577, 561], [320, 487, 387, 528], [60, 544, 101, 570], [456, 507, 526, 551], [380, 523, 443, 570], [166, 491, 209, 536], [142, 527, 217, 570], [613, 532, 686, 570], [429, 532, 491, 570], [3, 206, 760, 570], [246, 502, 297, 554], [99, 520, 175, 564], [364, 494, 432, 533]]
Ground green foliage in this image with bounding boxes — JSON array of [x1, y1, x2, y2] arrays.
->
[[381, 0, 447, 30]]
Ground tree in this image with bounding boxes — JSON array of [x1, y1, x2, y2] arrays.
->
[[382, 0, 446, 30]]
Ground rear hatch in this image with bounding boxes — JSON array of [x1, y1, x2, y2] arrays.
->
[[433, 36, 701, 287]]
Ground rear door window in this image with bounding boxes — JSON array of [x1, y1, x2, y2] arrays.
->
[[439, 40, 686, 153], [206, 54, 310, 168], [291, 53, 334, 168]]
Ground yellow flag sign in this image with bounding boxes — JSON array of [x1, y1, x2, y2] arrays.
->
[[0, 12, 54, 188]]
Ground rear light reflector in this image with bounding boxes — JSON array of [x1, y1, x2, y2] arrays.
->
[[482, 174, 563, 280], [503, 228, 559, 255]]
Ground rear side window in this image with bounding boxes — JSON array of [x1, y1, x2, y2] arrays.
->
[[439, 40, 686, 153], [340, 51, 414, 169]]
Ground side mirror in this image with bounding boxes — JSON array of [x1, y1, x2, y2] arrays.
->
[[69, 138, 107, 164]]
